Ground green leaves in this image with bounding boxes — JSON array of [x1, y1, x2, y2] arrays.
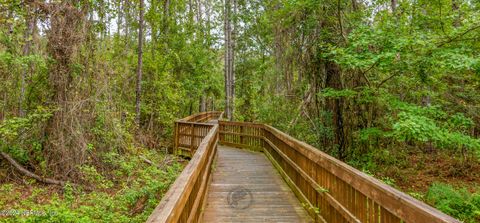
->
[[391, 111, 442, 142], [358, 127, 383, 142], [448, 113, 475, 133], [388, 103, 480, 152], [319, 88, 356, 99], [0, 107, 52, 165], [0, 107, 52, 143], [426, 183, 480, 223]]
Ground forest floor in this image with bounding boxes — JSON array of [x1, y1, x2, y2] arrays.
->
[[373, 148, 480, 193], [0, 146, 185, 223], [395, 152, 480, 193]]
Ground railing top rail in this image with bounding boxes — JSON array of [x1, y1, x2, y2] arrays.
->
[[262, 124, 460, 223], [218, 120, 264, 128], [177, 111, 223, 122], [175, 120, 215, 126]]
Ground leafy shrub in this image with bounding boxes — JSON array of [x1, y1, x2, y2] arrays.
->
[[358, 127, 384, 142], [388, 103, 480, 154], [319, 88, 357, 99], [426, 182, 480, 222], [78, 165, 113, 189], [0, 107, 52, 142], [0, 107, 52, 165]]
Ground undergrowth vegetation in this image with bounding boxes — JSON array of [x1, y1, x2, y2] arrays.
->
[[0, 149, 182, 223], [426, 183, 480, 223]]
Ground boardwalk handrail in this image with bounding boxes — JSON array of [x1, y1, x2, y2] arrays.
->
[[178, 111, 223, 122], [173, 111, 223, 156], [147, 124, 218, 223], [147, 113, 459, 223], [219, 120, 460, 223], [147, 111, 222, 222]]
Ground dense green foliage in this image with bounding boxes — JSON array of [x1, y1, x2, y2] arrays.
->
[[0, 0, 223, 175], [232, 0, 480, 159]]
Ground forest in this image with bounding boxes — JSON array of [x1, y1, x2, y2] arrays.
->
[[0, 0, 479, 222]]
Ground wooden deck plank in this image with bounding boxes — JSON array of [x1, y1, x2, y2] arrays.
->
[[202, 145, 313, 222]]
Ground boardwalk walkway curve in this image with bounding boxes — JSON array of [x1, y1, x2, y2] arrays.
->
[[146, 111, 460, 223]]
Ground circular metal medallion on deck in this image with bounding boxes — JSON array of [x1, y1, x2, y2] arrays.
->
[[227, 186, 253, 209]]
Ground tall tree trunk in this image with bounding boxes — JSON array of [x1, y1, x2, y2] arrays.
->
[[224, 0, 231, 120], [124, 0, 130, 46], [163, 0, 170, 36], [452, 0, 461, 27], [325, 61, 346, 160], [136, 0, 144, 126], [19, 4, 35, 117], [117, 0, 123, 35], [200, 95, 206, 112], [391, 0, 397, 13], [205, 0, 212, 45], [230, 0, 237, 120], [351, 0, 358, 11], [189, 0, 194, 23], [45, 1, 87, 178], [195, 0, 201, 23]]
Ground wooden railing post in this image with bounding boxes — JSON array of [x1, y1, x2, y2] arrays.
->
[[240, 125, 244, 145], [190, 123, 195, 153], [174, 121, 179, 155]]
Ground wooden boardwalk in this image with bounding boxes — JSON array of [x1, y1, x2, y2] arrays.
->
[[147, 112, 459, 223], [202, 145, 312, 222]]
